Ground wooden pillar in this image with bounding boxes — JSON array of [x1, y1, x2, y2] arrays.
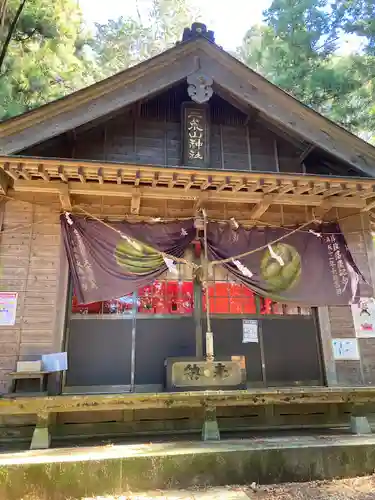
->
[[317, 307, 337, 386], [361, 213, 375, 295], [193, 248, 203, 358], [50, 241, 69, 395]]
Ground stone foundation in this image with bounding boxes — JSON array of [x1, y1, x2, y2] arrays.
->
[[2, 436, 375, 499]]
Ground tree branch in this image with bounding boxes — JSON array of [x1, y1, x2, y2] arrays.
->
[[0, 0, 27, 74]]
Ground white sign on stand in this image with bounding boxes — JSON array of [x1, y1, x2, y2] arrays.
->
[[42, 352, 68, 372], [242, 319, 258, 343], [332, 338, 360, 361], [0, 292, 18, 326]]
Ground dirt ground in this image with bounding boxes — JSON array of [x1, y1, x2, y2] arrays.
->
[[85, 475, 375, 499]]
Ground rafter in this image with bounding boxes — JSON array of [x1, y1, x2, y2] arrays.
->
[[58, 166, 68, 183], [38, 164, 50, 181], [78, 167, 86, 183], [3, 162, 19, 181], [17, 163, 31, 181]]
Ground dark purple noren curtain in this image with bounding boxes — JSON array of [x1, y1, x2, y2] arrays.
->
[[61, 215, 363, 307], [61, 214, 195, 304], [206, 222, 363, 306]]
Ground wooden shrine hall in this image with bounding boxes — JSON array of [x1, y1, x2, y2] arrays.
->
[[1, 23, 375, 447]]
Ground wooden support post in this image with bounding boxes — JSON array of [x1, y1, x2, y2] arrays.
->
[[314, 201, 332, 220], [131, 189, 141, 215], [0, 166, 11, 194], [193, 251, 203, 358], [317, 307, 337, 386], [30, 411, 51, 450], [202, 405, 220, 441], [58, 184, 72, 211], [248, 196, 272, 225]]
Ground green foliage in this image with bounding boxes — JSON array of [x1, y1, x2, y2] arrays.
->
[[238, 0, 375, 139], [0, 0, 96, 120], [0, 0, 374, 144], [92, 0, 201, 78]]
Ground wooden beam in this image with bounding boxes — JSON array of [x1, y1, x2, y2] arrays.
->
[[363, 199, 375, 212], [58, 184, 72, 211], [131, 189, 141, 215], [2, 157, 375, 190], [1, 387, 375, 415], [314, 201, 332, 220], [11, 180, 367, 210], [193, 193, 208, 211], [38, 164, 50, 182]]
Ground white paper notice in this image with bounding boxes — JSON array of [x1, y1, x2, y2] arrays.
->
[[42, 352, 68, 372], [351, 298, 375, 338], [332, 338, 360, 361], [242, 319, 258, 343], [0, 292, 17, 326]]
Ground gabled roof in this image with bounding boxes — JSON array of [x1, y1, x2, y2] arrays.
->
[[1, 33, 375, 176]]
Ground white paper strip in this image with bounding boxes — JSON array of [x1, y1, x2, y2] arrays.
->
[[164, 256, 178, 274], [232, 259, 253, 278], [268, 244, 284, 266], [346, 261, 360, 303], [65, 212, 73, 226], [309, 229, 322, 238]]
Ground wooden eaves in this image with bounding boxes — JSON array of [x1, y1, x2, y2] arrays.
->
[[1, 157, 375, 221]]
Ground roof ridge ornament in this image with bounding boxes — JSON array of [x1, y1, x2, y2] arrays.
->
[[181, 22, 215, 44], [187, 70, 213, 104]]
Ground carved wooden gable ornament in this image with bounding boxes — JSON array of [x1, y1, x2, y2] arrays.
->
[[187, 70, 213, 104]]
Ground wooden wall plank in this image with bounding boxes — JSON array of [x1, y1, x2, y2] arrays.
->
[[0, 201, 61, 389]]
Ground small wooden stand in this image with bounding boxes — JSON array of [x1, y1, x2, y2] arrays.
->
[[9, 371, 51, 395]]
